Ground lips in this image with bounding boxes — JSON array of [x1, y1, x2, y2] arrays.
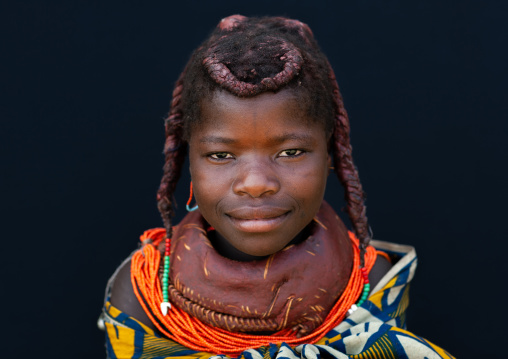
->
[[226, 206, 290, 233]]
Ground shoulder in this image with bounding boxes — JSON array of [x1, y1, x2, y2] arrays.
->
[[368, 253, 392, 289], [109, 257, 158, 331]]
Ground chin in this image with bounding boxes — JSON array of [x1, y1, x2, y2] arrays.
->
[[236, 235, 292, 257], [243, 248, 277, 257]]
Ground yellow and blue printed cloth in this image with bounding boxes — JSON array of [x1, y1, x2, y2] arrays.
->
[[99, 240, 454, 359]]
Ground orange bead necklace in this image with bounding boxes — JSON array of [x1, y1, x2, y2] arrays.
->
[[131, 228, 377, 356]]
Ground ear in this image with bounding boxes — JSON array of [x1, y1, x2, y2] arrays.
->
[[327, 154, 332, 174]]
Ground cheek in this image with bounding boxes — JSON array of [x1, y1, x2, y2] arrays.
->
[[298, 175, 327, 202], [284, 164, 328, 218], [296, 158, 328, 193], [190, 163, 227, 214]]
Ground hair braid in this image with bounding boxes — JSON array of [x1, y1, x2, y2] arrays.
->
[[328, 66, 370, 265], [156, 72, 188, 238]]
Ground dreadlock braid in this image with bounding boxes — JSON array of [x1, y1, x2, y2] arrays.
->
[[157, 15, 370, 262], [328, 66, 370, 265], [156, 72, 188, 238]]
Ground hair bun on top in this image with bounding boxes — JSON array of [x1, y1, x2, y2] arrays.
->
[[203, 40, 303, 96]]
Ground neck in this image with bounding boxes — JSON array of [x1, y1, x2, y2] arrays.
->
[[208, 223, 313, 262]]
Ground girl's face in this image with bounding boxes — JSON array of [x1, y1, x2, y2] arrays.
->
[[188, 89, 330, 258]]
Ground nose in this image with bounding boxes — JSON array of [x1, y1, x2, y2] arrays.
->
[[232, 161, 280, 198]]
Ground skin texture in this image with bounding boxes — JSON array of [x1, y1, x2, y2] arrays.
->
[[188, 89, 331, 260]]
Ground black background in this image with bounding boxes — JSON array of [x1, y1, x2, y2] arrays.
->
[[2, 1, 507, 358]]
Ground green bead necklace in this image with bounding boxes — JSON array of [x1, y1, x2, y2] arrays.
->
[[160, 236, 172, 316]]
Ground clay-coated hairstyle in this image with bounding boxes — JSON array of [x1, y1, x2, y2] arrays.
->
[[156, 15, 370, 264]]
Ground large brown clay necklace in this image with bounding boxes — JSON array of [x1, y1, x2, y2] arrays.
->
[[131, 201, 377, 355]]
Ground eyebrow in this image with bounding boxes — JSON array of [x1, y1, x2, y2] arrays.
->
[[199, 136, 237, 144], [270, 133, 315, 144], [199, 133, 315, 145]]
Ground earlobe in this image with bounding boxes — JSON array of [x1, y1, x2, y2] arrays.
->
[[327, 155, 333, 174]]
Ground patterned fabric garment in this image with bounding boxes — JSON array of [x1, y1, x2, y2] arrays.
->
[[98, 240, 454, 359]]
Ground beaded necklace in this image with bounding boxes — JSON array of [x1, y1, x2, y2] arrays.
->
[[160, 236, 172, 315], [132, 227, 377, 356]]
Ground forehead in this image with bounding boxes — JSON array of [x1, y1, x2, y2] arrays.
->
[[190, 89, 326, 140]]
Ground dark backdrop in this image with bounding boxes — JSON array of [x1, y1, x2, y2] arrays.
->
[[2, 1, 507, 358]]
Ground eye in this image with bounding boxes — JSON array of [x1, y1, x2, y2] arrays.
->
[[209, 152, 234, 160], [278, 149, 304, 157]]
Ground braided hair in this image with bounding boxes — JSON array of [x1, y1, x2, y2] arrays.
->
[[156, 15, 370, 265]]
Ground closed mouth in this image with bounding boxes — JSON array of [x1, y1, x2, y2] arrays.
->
[[226, 207, 290, 233]]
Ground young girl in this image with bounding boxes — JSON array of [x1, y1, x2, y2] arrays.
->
[[99, 15, 453, 359]]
